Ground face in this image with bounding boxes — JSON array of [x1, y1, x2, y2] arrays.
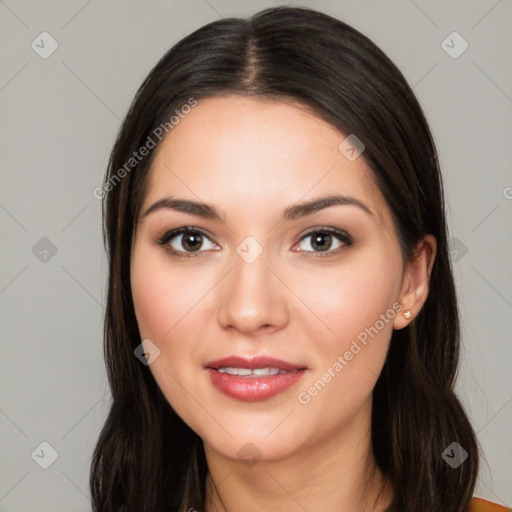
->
[[130, 95, 408, 463]]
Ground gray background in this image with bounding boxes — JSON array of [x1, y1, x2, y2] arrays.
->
[[0, 0, 511, 510]]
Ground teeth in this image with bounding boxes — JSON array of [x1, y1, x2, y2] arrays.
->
[[217, 367, 291, 377], [253, 367, 280, 376]]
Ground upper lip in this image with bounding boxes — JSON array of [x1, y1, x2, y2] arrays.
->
[[205, 356, 306, 371]]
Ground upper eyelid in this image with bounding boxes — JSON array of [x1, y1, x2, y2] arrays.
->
[[296, 228, 352, 250], [158, 226, 214, 244]]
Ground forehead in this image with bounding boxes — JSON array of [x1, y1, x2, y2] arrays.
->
[[142, 95, 389, 227]]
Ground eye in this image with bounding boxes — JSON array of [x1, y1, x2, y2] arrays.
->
[[157, 227, 220, 258], [294, 228, 352, 256]]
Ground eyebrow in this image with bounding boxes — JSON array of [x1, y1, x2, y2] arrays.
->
[[142, 194, 373, 222]]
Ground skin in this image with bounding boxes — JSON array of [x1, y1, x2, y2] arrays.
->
[[130, 95, 436, 511]]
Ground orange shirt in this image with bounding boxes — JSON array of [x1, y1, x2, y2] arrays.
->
[[468, 497, 511, 511]]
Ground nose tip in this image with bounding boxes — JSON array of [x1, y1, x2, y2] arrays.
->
[[216, 256, 291, 335]]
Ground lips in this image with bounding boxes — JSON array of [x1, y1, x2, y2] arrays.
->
[[205, 356, 305, 372], [204, 356, 307, 402]]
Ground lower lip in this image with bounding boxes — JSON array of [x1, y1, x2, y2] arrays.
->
[[206, 368, 307, 402]]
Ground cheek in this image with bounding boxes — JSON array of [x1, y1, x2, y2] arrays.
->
[[131, 246, 211, 340], [296, 248, 403, 345], [292, 247, 402, 409], [130, 248, 212, 425]]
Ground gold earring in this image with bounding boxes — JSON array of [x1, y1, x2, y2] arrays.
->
[[403, 310, 412, 319]]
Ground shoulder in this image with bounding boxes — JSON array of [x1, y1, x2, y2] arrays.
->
[[467, 497, 511, 511]]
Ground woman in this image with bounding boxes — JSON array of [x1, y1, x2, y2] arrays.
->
[[89, 6, 508, 512]]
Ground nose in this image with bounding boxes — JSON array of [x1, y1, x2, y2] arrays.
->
[[216, 249, 292, 336]]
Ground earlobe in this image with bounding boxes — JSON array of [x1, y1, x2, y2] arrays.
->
[[393, 235, 437, 330]]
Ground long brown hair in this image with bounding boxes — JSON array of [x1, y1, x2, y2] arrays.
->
[[90, 6, 479, 511]]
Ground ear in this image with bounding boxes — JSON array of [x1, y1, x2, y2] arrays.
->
[[393, 234, 437, 330]]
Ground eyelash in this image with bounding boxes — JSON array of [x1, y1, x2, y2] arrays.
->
[[157, 227, 217, 259], [156, 226, 353, 259]]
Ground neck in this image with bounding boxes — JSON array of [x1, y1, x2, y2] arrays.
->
[[203, 406, 393, 512]]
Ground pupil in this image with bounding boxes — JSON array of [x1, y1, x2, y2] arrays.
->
[[312, 233, 331, 251], [183, 233, 201, 251]]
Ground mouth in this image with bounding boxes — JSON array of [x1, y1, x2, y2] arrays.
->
[[214, 367, 299, 377], [204, 356, 308, 401], [205, 355, 306, 372]]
